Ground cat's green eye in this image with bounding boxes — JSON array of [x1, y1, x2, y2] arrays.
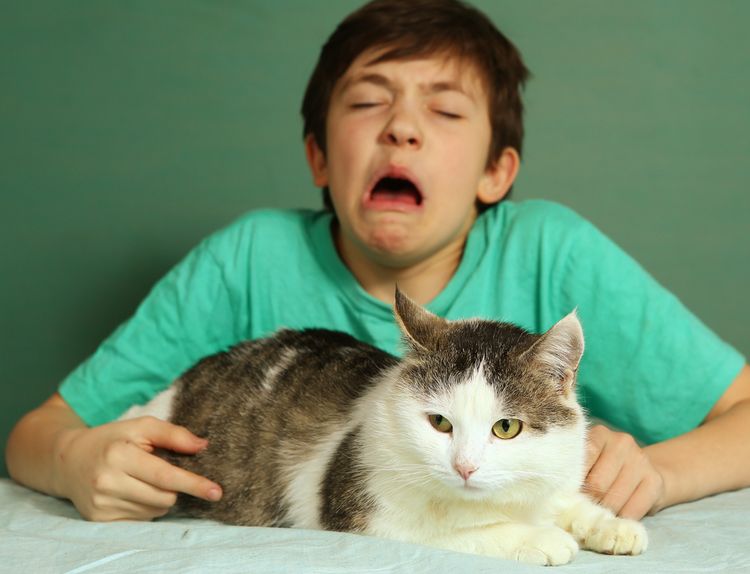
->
[[428, 414, 453, 433], [492, 418, 522, 439]]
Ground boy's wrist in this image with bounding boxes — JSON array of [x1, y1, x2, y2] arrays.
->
[[647, 457, 671, 514], [643, 442, 684, 513], [50, 426, 83, 500]]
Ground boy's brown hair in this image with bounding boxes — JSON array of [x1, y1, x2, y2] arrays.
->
[[301, 0, 530, 210]]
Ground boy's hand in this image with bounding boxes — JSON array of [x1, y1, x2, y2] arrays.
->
[[583, 425, 665, 520], [55, 416, 223, 521]]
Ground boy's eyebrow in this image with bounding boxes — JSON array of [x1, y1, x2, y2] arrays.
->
[[340, 73, 475, 101]]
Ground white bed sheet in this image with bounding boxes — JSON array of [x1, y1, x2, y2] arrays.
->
[[1, 478, 748, 573]]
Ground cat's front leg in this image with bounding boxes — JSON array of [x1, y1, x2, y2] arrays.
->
[[554, 492, 648, 556], [426, 522, 579, 566]]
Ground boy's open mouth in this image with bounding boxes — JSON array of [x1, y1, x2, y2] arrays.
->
[[368, 176, 423, 207]]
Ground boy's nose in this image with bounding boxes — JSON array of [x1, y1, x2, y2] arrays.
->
[[380, 109, 422, 149], [384, 131, 420, 147]]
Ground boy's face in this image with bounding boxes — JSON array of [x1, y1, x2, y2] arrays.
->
[[306, 49, 518, 269]]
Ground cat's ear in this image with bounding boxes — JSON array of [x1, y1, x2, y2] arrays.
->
[[394, 287, 448, 352], [521, 311, 584, 397]]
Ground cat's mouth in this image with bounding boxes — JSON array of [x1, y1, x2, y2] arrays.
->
[[364, 167, 424, 211], [447, 479, 487, 500]]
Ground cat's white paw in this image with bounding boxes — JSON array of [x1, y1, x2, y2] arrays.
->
[[511, 526, 579, 566], [576, 516, 648, 556]]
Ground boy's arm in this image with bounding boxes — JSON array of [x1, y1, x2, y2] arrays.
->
[[5, 392, 222, 521], [584, 364, 750, 519]]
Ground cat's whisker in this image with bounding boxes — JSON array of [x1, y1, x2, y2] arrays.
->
[[371, 463, 432, 474]]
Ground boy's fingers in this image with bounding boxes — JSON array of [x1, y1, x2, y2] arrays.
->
[[584, 440, 603, 478], [618, 479, 654, 520], [116, 471, 179, 509], [598, 463, 641, 515], [583, 425, 608, 476], [133, 417, 209, 454], [109, 498, 173, 521], [584, 444, 623, 501], [126, 447, 222, 502]]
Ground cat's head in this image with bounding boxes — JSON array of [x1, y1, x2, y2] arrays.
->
[[380, 288, 586, 502]]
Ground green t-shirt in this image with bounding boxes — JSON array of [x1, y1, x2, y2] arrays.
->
[[59, 200, 745, 444]]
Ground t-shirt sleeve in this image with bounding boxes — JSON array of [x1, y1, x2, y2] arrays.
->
[[58, 231, 248, 427], [555, 212, 745, 445]]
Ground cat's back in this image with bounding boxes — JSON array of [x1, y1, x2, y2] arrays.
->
[[172, 328, 396, 419], [163, 328, 397, 526]]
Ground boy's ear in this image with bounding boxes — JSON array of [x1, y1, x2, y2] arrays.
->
[[305, 134, 329, 188], [476, 146, 521, 205]]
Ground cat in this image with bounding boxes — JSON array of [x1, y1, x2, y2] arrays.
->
[[120, 288, 647, 566]]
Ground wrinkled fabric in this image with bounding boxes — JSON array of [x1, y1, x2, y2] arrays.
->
[[58, 203, 744, 445], [1, 479, 748, 574]]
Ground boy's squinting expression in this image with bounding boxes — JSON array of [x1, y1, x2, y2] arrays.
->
[[306, 51, 519, 272]]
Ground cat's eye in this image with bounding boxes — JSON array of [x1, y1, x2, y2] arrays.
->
[[492, 418, 522, 439], [428, 414, 453, 433]]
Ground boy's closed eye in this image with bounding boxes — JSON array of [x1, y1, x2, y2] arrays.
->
[[349, 104, 464, 122], [433, 109, 463, 119], [350, 102, 384, 109], [346, 85, 390, 108], [429, 95, 470, 120], [348, 99, 466, 119]]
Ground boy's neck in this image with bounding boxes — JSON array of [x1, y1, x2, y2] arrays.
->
[[332, 221, 469, 306]]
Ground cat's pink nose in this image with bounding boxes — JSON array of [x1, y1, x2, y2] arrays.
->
[[454, 463, 478, 481]]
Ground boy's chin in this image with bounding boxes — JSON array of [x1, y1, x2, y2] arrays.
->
[[353, 228, 425, 266], [364, 244, 434, 270], [337, 217, 467, 271]]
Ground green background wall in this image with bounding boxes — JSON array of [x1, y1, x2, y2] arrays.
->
[[2, 1, 748, 478]]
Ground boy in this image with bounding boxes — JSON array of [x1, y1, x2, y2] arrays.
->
[[6, 0, 749, 524]]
